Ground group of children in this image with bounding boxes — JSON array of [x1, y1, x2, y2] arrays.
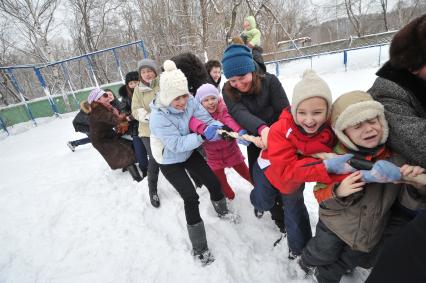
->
[[73, 32, 425, 280]]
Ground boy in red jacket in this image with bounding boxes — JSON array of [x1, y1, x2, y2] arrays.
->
[[250, 70, 352, 258], [189, 83, 253, 200]]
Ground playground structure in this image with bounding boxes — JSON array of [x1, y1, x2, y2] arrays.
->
[[0, 31, 395, 136], [0, 40, 148, 134]]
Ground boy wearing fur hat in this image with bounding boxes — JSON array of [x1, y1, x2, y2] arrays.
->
[[250, 70, 351, 258], [189, 83, 253, 200], [132, 59, 162, 208], [299, 91, 425, 283], [149, 60, 239, 266]]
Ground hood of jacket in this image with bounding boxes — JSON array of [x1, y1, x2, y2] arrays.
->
[[245, 16, 257, 30]]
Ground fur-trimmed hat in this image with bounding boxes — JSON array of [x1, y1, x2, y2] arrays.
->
[[291, 70, 332, 121], [158, 60, 189, 107], [331, 91, 389, 151], [222, 44, 255, 79], [125, 71, 139, 85], [195, 83, 219, 103], [390, 14, 426, 71], [87, 88, 105, 104], [138, 59, 159, 76]]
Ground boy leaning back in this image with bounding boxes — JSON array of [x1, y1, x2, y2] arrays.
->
[[299, 91, 425, 283]]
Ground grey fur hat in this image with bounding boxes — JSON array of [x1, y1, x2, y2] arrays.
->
[[138, 59, 160, 76]]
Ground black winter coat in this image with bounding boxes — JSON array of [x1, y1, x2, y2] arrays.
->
[[72, 110, 90, 134], [118, 85, 139, 137], [222, 72, 289, 135]]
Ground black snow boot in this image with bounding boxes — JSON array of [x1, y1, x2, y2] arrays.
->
[[127, 164, 143, 182], [187, 221, 215, 266], [149, 187, 160, 208]]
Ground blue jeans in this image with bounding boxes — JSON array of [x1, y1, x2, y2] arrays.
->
[[132, 135, 148, 171], [250, 161, 312, 255]]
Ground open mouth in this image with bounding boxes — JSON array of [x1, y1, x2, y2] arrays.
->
[[364, 135, 377, 141]]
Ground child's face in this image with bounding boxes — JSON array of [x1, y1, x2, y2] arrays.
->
[[210, 67, 221, 83], [344, 117, 383, 148], [170, 94, 189, 111], [140, 68, 156, 83], [295, 97, 328, 134], [413, 65, 426, 81], [127, 81, 139, 89], [201, 95, 218, 113], [243, 20, 250, 30], [229, 72, 253, 93]]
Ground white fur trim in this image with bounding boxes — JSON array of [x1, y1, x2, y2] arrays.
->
[[333, 100, 389, 151], [150, 135, 164, 164]]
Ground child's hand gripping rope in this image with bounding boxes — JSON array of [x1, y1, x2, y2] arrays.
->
[[217, 128, 258, 146]]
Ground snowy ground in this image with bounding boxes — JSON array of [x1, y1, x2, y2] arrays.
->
[[1, 54, 384, 282]]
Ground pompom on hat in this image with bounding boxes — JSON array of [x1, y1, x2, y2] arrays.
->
[[87, 88, 106, 104], [291, 70, 332, 122], [331, 91, 389, 151], [195, 83, 219, 103], [158, 60, 189, 107], [221, 44, 255, 79]]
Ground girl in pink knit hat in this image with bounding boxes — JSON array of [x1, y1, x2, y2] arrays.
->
[[189, 83, 254, 200]]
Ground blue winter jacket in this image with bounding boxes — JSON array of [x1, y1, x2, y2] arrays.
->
[[149, 96, 222, 164]]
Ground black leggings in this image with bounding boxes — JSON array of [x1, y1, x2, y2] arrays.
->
[[160, 151, 224, 225]]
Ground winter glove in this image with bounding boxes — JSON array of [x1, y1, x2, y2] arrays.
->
[[204, 124, 222, 141], [137, 108, 149, 123], [323, 154, 356, 174], [219, 125, 236, 141], [116, 121, 129, 135], [361, 160, 401, 183], [237, 129, 251, 146], [240, 33, 249, 44]]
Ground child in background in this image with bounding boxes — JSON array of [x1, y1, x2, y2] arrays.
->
[[189, 83, 253, 200], [67, 101, 91, 152], [118, 71, 149, 178], [299, 91, 425, 283], [205, 60, 222, 90], [250, 70, 351, 258], [241, 16, 261, 48], [149, 60, 238, 265]]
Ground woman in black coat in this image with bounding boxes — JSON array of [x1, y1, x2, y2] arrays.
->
[[118, 71, 148, 177], [221, 44, 290, 234]]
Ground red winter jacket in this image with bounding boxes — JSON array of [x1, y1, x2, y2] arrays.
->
[[261, 108, 346, 194], [189, 99, 245, 170]]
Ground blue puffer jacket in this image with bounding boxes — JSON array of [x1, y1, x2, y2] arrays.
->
[[149, 96, 222, 164]]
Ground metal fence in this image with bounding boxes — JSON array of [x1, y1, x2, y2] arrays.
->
[[0, 40, 148, 134]]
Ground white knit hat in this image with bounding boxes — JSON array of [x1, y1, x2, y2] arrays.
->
[[158, 60, 189, 107], [331, 91, 389, 151], [291, 70, 332, 121]]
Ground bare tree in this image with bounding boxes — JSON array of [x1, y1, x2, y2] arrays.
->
[[0, 0, 59, 63], [378, 0, 389, 30], [224, 0, 243, 44], [69, 0, 122, 83]]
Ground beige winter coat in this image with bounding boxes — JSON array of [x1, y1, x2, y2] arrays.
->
[[131, 77, 159, 137]]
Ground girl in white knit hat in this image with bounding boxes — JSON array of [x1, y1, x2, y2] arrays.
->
[[149, 60, 239, 266]]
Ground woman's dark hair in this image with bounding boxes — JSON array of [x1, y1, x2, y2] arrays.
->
[[223, 70, 264, 101]]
